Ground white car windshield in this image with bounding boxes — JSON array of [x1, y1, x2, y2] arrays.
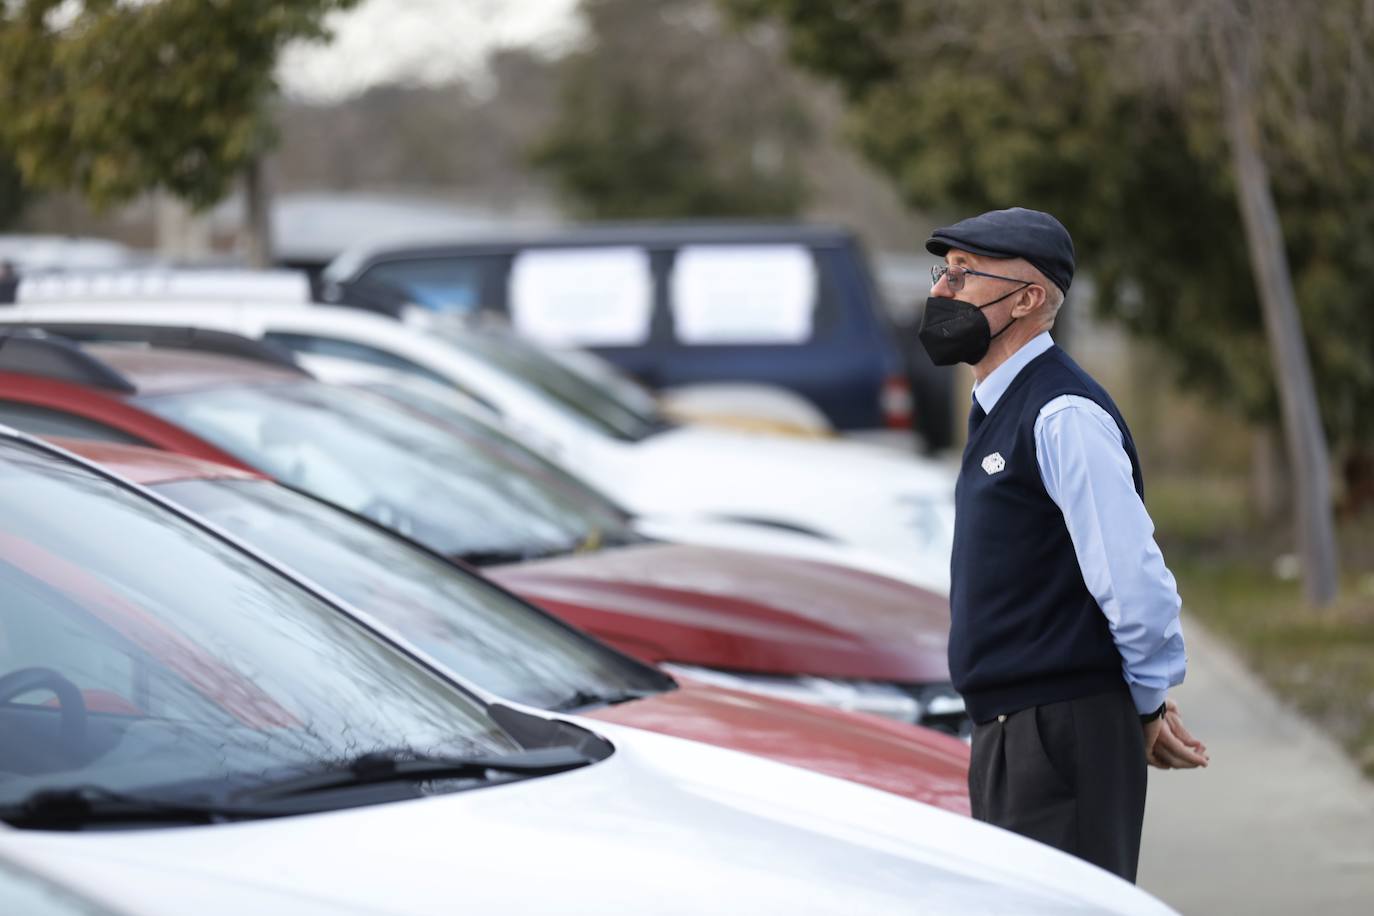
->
[[156, 478, 671, 712], [439, 330, 671, 443], [137, 381, 634, 563], [359, 378, 639, 524], [0, 438, 520, 818]]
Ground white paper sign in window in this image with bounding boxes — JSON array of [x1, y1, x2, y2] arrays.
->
[[510, 247, 654, 347], [670, 245, 818, 344]]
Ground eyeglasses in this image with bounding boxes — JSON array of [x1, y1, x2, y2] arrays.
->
[[930, 264, 1031, 294]]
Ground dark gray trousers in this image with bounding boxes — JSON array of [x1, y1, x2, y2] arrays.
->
[[968, 688, 1147, 882]]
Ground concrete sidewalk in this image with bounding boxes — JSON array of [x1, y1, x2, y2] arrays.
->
[[1137, 622, 1374, 915]]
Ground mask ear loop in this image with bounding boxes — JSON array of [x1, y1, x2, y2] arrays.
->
[[980, 282, 1031, 341]]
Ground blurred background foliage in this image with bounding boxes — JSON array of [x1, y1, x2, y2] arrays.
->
[[529, 0, 813, 218], [0, 0, 360, 209], [725, 0, 1374, 506], [2, 0, 1369, 514]]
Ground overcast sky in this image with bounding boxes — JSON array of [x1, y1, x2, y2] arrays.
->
[[277, 0, 583, 102]]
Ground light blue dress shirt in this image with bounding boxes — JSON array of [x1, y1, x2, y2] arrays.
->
[[971, 332, 1187, 715]]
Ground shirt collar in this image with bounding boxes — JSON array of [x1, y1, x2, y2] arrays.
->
[[972, 332, 1055, 413]]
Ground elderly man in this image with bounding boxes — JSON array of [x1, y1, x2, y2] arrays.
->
[[918, 207, 1208, 882]]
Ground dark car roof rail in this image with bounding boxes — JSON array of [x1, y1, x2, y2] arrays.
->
[[0, 323, 311, 376], [0, 329, 138, 393]]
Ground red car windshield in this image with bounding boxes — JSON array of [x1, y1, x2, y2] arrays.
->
[[136, 381, 635, 563], [0, 438, 517, 812], [357, 376, 639, 523]]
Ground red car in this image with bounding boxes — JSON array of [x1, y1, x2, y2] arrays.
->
[[54, 437, 970, 813], [0, 330, 964, 737]]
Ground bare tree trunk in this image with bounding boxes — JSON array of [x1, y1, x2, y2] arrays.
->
[[154, 191, 212, 263], [1212, 21, 1340, 606], [242, 154, 273, 269], [1249, 425, 1287, 523]]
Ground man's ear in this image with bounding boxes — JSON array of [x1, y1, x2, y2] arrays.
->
[[1011, 284, 1046, 318]]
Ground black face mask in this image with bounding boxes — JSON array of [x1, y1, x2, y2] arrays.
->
[[916, 286, 1026, 366]]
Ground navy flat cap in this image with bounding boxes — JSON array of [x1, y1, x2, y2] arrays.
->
[[925, 207, 1075, 294]]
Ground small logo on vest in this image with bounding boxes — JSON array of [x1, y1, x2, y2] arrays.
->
[[981, 452, 1006, 475]]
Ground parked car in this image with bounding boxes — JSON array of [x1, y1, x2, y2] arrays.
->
[[4, 267, 314, 305], [0, 331, 963, 734], [57, 437, 970, 812], [453, 319, 837, 438], [0, 302, 956, 589], [0, 235, 144, 275], [3, 266, 844, 439], [301, 352, 948, 590], [0, 429, 1179, 915], [0, 849, 125, 916], [323, 222, 917, 436]]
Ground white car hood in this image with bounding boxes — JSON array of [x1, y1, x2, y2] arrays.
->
[[597, 426, 958, 573], [623, 424, 955, 507], [1, 722, 1173, 916]]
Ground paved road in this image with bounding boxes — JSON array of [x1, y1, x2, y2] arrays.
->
[[1137, 621, 1374, 915]]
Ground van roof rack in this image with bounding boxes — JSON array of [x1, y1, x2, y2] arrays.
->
[[0, 323, 310, 376], [0, 330, 137, 393]]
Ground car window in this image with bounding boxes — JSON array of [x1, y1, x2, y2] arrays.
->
[[545, 346, 663, 418], [438, 330, 668, 442], [669, 244, 820, 344], [2, 567, 148, 716], [664, 243, 845, 346], [0, 401, 148, 446], [157, 479, 669, 710], [508, 247, 654, 347], [262, 332, 454, 388], [360, 378, 640, 533], [0, 438, 518, 813], [360, 255, 508, 314], [135, 381, 620, 562]]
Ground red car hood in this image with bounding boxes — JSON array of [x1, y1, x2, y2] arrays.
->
[[489, 542, 949, 683], [586, 680, 970, 814]]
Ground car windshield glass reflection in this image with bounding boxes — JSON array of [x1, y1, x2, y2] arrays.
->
[[0, 440, 518, 817], [156, 479, 670, 711], [360, 379, 640, 531], [137, 382, 628, 563], [438, 330, 669, 442]]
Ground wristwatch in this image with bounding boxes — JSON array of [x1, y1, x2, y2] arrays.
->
[[1139, 701, 1167, 724]]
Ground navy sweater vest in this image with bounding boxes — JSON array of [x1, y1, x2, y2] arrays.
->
[[949, 346, 1144, 723]]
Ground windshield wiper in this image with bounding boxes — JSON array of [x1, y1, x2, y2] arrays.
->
[[594, 530, 649, 549], [239, 746, 595, 801], [0, 786, 290, 830], [549, 688, 658, 713], [459, 542, 581, 566]]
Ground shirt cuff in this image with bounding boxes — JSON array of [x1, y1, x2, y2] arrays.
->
[[1129, 683, 1168, 717]]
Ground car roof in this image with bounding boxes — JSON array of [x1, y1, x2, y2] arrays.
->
[[47, 437, 265, 486], [0, 234, 144, 272], [84, 343, 307, 395], [327, 221, 858, 279], [9, 269, 313, 305]]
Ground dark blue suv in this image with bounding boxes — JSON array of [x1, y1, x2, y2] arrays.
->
[[324, 222, 914, 434]]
